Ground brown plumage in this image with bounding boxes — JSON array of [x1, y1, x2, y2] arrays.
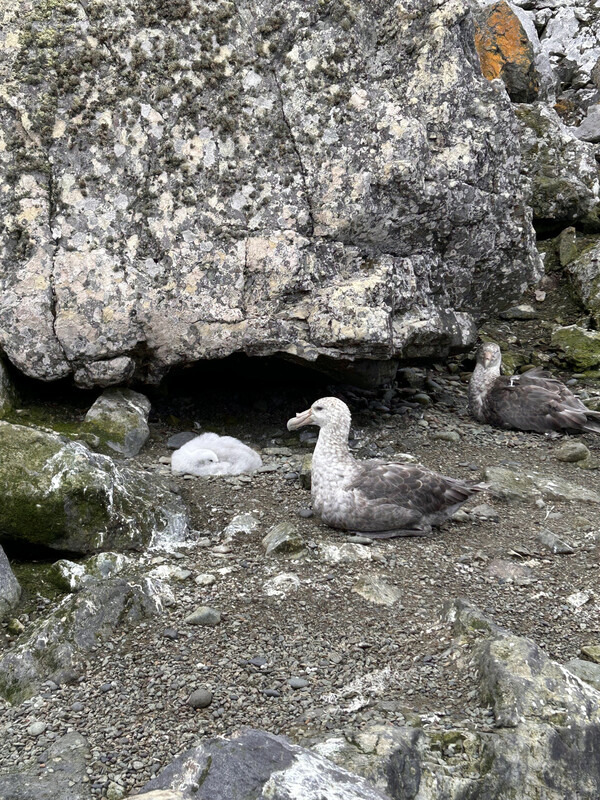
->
[[469, 342, 600, 434], [287, 397, 485, 539]]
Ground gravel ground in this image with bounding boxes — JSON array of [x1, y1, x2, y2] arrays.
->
[[2, 319, 600, 797]]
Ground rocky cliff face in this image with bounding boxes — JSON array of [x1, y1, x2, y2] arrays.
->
[[0, 0, 540, 386]]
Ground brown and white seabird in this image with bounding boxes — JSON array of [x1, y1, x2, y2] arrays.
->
[[469, 342, 600, 434], [287, 396, 484, 539]]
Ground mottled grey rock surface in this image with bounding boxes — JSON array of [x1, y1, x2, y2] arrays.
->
[[0, 732, 91, 800], [0, 358, 17, 418], [0, 421, 188, 553], [312, 600, 600, 800], [139, 728, 391, 800], [0, 545, 21, 620], [0, 0, 540, 386], [515, 103, 600, 231], [564, 238, 600, 324], [0, 576, 167, 703], [83, 388, 151, 457]]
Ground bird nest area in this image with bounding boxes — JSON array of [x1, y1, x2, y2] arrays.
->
[[2, 358, 600, 796]]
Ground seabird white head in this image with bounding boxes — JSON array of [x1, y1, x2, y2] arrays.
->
[[287, 397, 352, 431], [476, 342, 502, 371]]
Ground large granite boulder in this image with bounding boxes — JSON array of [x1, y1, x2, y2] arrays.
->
[[0, 421, 188, 553], [0, 544, 21, 620], [310, 600, 600, 799], [0, 732, 92, 800], [138, 728, 391, 800], [0, 575, 168, 703], [564, 236, 600, 324], [515, 103, 600, 231], [0, 358, 17, 418], [0, 0, 540, 386], [473, 1, 541, 102], [83, 387, 151, 456]]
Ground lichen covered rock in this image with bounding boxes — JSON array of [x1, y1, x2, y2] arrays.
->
[[551, 325, 600, 372], [474, 1, 540, 102], [564, 237, 600, 324], [0, 576, 168, 703], [0, 545, 21, 620], [515, 104, 600, 231], [0, 421, 188, 553], [83, 387, 151, 457], [0, 0, 540, 386]]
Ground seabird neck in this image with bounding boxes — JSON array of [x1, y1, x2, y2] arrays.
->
[[469, 362, 500, 422], [313, 420, 353, 466]]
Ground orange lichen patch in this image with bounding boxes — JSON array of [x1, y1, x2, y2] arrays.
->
[[474, 1, 539, 102]]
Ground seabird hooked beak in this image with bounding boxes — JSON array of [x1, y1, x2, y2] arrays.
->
[[287, 407, 314, 431], [481, 348, 494, 368]]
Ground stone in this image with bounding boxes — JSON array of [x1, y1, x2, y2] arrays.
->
[[556, 441, 591, 463], [48, 559, 89, 593], [138, 729, 391, 800], [0, 358, 17, 419], [106, 781, 127, 800], [83, 388, 151, 457], [195, 573, 217, 587], [559, 226, 578, 268], [0, 577, 166, 703], [575, 104, 600, 144], [429, 430, 461, 443], [319, 543, 373, 564], [470, 503, 500, 522], [74, 357, 135, 389], [567, 591, 591, 609], [300, 454, 313, 490], [0, 545, 21, 620], [0, 421, 188, 553], [187, 688, 213, 709], [0, 0, 540, 386], [184, 606, 221, 626], [474, 1, 540, 102], [536, 529, 575, 555], [167, 432, 197, 449], [223, 513, 260, 537], [551, 325, 600, 371], [7, 618, 24, 635], [564, 240, 600, 326], [483, 465, 600, 504], [581, 646, 600, 664], [498, 304, 537, 320], [0, 732, 91, 800], [262, 522, 305, 556], [132, 793, 184, 800], [565, 658, 600, 691], [487, 558, 535, 585], [288, 677, 309, 690], [352, 575, 403, 606], [27, 720, 46, 736], [263, 573, 301, 598], [515, 104, 600, 231]]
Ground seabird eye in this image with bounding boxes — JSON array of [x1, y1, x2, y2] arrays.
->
[[314, 405, 323, 411]]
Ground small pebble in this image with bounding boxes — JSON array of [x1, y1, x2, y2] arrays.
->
[[195, 573, 217, 586], [27, 721, 46, 737], [263, 689, 281, 698], [298, 507, 313, 518], [288, 677, 309, 690], [187, 688, 213, 709], [184, 606, 221, 626], [163, 628, 179, 639]]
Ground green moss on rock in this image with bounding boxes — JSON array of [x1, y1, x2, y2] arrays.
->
[[551, 325, 600, 371], [0, 421, 187, 554]]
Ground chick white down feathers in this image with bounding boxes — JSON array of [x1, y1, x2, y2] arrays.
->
[[171, 432, 262, 476]]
